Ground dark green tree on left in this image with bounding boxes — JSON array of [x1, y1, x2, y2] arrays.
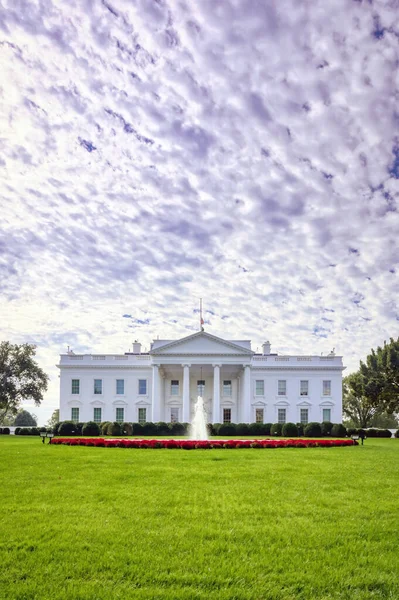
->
[[0, 342, 49, 423]]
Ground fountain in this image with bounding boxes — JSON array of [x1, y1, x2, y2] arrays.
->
[[190, 396, 208, 440]]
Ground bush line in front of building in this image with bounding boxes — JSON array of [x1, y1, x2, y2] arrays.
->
[[3, 423, 394, 438]]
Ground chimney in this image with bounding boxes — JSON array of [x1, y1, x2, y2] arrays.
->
[[262, 341, 271, 355], [132, 340, 142, 354]]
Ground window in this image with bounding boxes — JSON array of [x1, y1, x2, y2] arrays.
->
[[93, 407, 102, 423], [223, 408, 231, 423], [255, 408, 264, 424], [116, 407, 124, 423], [300, 408, 309, 425], [323, 380, 331, 396], [94, 379, 102, 395], [138, 379, 147, 395], [300, 380, 309, 396], [197, 380, 205, 396], [323, 408, 331, 422], [278, 380, 286, 396], [71, 407, 79, 422], [116, 379, 124, 395], [71, 379, 80, 394], [171, 380, 179, 396], [171, 407, 179, 423], [255, 380, 264, 395], [278, 408, 286, 424], [138, 408, 147, 424], [223, 380, 232, 396]]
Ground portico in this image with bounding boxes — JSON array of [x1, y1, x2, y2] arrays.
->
[[150, 360, 251, 424]]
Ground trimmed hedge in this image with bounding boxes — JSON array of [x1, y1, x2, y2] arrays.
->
[[282, 422, 298, 437], [52, 420, 353, 438], [107, 422, 122, 436], [59, 421, 78, 436], [304, 422, 322, 437], [82, 421, 100, 436], [321, 421, 334, 436], [270, 423, 282, 436], [331, 423, 347, 438]]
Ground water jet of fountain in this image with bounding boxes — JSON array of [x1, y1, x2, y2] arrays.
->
[[190, 396, 208, 440]]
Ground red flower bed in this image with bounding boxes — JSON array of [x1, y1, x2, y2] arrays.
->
[[52, 438, 357, 449]]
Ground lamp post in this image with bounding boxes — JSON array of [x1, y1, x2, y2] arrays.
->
[[39, 432, 54, 444]]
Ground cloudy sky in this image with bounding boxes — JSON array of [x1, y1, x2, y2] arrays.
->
[[1, 0, 399, 424]]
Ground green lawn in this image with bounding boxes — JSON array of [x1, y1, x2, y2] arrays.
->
[[1, 437, 398, 600]]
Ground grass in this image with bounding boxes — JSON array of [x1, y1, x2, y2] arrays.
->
[[1, 437, 398, 600]]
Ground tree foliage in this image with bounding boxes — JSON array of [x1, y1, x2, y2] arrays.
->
[[359, 337, 399, 413], [343, 372, 381, 428], [0, 342, 49, 422], [13, 409, 38, 426], [46, 409, 59, 429]]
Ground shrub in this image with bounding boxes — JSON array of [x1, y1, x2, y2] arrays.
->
[[236, 423, 249, 436], [270, 423, 282, 436], [282, 422, 298, 437], [262, 423, 272, 436], [14, 427, 21, 435], [59, 421, 77, 436], [296, 423, 304, 437], [53, 422, 61, 435], [30, 427, 40, 436], [212, 423, 222, 435], [82, 421, 101, 436], [107, 422, 121, 436], [132, 422, 144, 435], [395, 430, 399, 438], [377, 428, 392, 438], [120, 422, 132, 435], [141, 422, 157, 436], [321, 421, 333, 436], [304, 422, 322, 437], [206, 423, 215, 436], [331, 423, 347, 438], [155, 422, 169, 435], [20, 428, 31, 435], [168, 422, 186, 436], [2, 427, 10, 435], [248, 422, 264, 436], [366, 428, 378, 438], [219, 423, 237, 436], [101, 422, 112, 435], [75, 422, 84, 435]]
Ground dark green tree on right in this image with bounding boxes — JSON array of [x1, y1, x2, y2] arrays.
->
[[343, 338, 399, 426]]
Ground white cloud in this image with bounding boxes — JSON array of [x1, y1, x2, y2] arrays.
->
[[0, 0, 398, 424]]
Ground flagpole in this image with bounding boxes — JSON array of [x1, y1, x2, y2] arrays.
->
[[200, 298, 204, 331]]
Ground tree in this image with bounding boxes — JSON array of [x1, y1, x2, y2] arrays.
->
[[343, 373, 381, 428], [0, 342, 49, 422], [46, 409, 59, 429], [13, 409, 38, 426], [359, 337, 399, 413]]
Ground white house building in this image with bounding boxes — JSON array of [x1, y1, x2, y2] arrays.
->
[[58, 331, 344, 426]]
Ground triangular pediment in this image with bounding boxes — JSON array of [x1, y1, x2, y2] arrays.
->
[[150, 332, 253, 356]]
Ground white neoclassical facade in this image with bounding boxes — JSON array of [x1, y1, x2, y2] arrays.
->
[[58, 331, 344, 425]]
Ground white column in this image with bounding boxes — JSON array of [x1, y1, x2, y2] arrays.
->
[[151, 365, 160, 422], [182, 364, 191, 423], [242, 365, 251, 423], [232, 378, 238, 422], [213, 364, 221, 424]]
